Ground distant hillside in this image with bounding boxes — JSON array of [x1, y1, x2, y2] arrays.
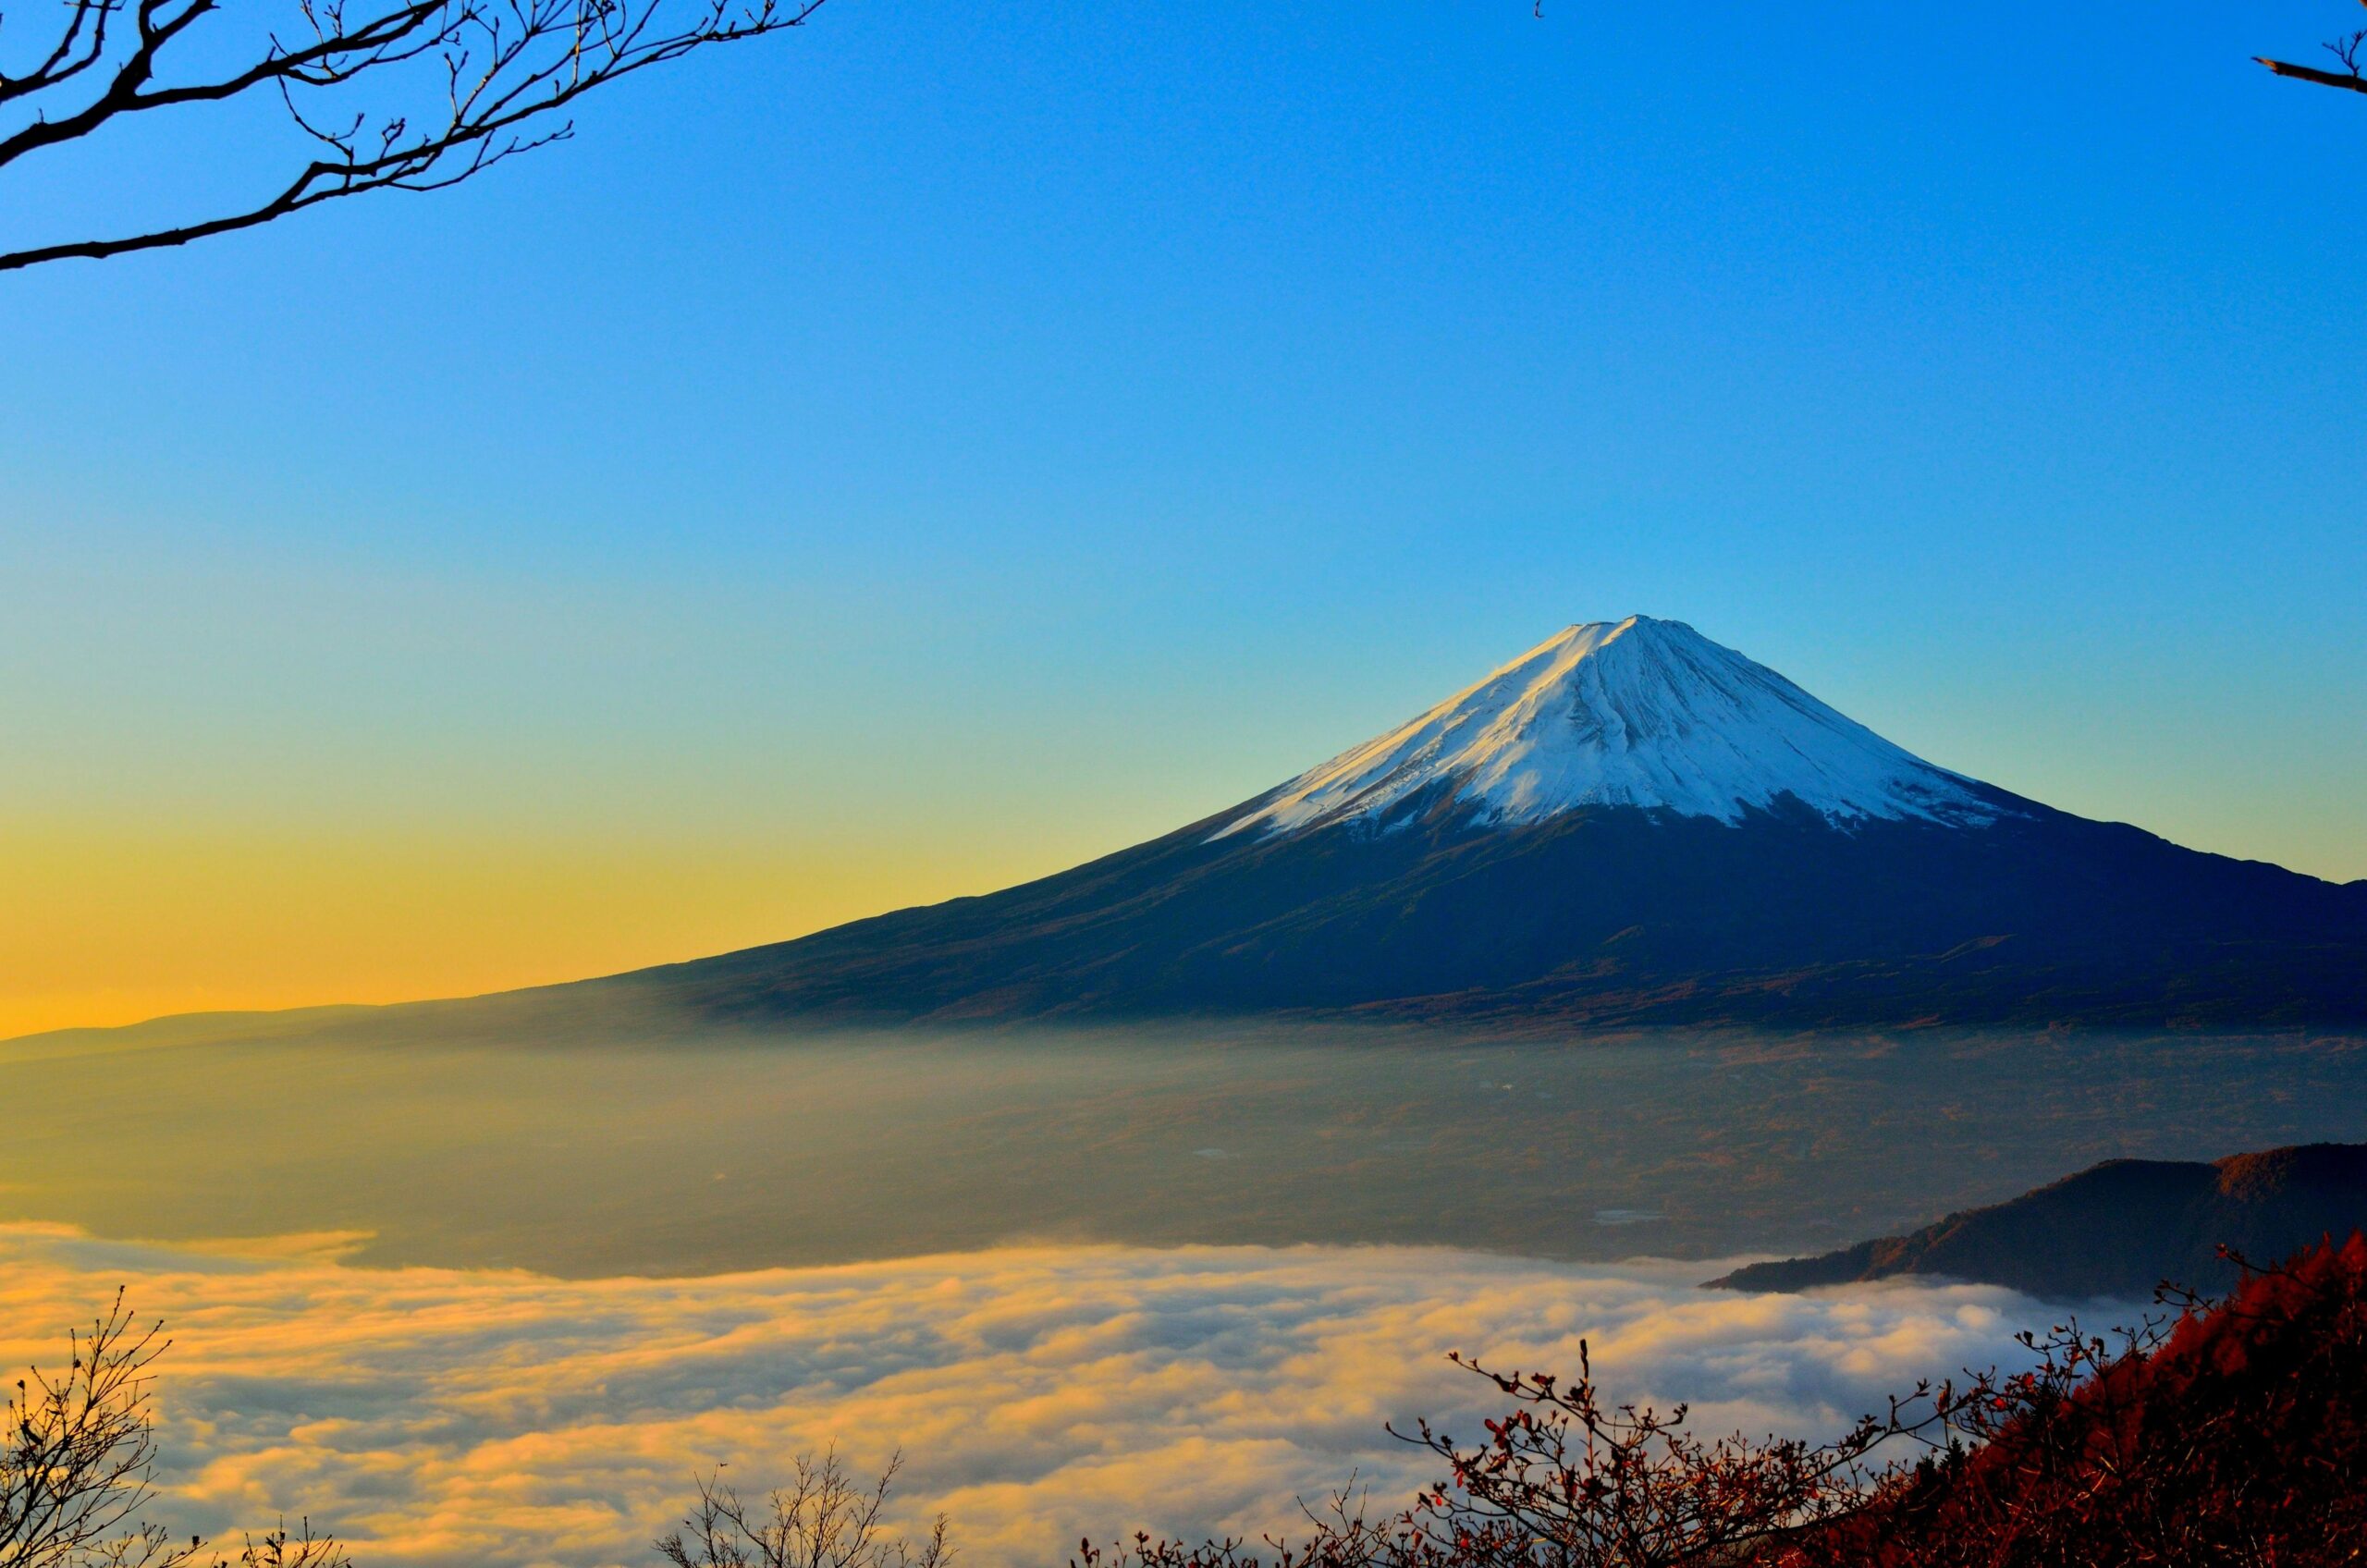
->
[[1708, 1143, 2367, 1299]]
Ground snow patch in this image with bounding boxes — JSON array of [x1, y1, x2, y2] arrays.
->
[[1216, 617, 2001, 841]]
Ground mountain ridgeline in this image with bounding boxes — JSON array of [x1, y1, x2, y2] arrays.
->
[[609, 617, 2367, 1030], [1709, 1142, 2367, 1300]]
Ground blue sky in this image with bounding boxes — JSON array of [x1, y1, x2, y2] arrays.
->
[[2, 0, 2361, 1027]]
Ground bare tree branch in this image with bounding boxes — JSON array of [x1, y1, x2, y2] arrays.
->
[[2258, 0, 2367, 96], [656, 1449, 952, 1568], [0, 1290, 193, 1568], [2257, 54, 2367, 94], [0, 0, 826, 271], [1, 1292, 352, 1568]]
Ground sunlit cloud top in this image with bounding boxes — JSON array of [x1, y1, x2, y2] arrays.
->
[[0, 1225, 2068, 1567]]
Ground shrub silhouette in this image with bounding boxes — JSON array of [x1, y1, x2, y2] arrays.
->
[[1085, 1235, 2367, 1568], [655, 1450, 949, 1568], [1, 1291, 348, 1568], [1784, 1233, 2367, 1567], [21, 1240, 2367, 1568]]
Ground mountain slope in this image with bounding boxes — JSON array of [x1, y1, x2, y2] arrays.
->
[[603, 618, 2367, 1029], [1707, 1143, 2367, 1299]]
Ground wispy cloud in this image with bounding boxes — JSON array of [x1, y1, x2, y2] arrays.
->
[[0, 1226, 2060, 1568]]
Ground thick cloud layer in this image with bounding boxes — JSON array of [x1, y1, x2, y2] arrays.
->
[[0, 1225, 2063, 1568]]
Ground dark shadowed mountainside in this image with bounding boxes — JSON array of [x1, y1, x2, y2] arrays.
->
[[1707, 1143, 2367, 1299], [600, 786, 2367, 1031], [55, 617, 2367, 1039], [584, 619, 2367, 1031]]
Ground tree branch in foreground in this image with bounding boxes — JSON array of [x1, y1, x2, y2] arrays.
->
[[656, 1448, 951, 1568], [1, 1290, 351, 1568], [2257, 1, 2367, 96], [0, 0, 826, 272]]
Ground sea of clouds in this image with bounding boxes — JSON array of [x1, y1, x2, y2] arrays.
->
[[0, 1224, 2069, 1568]]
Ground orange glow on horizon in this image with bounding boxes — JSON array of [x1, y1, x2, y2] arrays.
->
[[0, 819, 1052, 1040]]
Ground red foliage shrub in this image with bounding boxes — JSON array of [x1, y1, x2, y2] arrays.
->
[[1784, 1234, 2367, 1568], [1085, 1237, 2367, 1568]]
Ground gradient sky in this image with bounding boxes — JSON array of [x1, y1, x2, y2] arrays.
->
[[3, 1, 2362, 1036]]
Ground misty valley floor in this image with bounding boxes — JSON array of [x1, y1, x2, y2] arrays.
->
[[6, 1022, 2367, 1274], [6, 1022, 2365, 1566]]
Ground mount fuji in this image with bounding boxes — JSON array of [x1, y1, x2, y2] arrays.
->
[[615, 617, 2367, 1030]]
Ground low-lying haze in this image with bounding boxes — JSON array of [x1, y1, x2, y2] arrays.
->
[[8, 1020, 2356, 1564], [7, 1020, 2363, 1276]]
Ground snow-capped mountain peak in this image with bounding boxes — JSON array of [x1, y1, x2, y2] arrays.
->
[[1216, 616, 2000, 840]]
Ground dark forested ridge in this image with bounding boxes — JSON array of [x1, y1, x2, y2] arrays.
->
[[1709, 1142, 2367, 1299]]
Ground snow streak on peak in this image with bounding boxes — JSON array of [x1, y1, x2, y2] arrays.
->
[[1216, 617, 2002, 841]]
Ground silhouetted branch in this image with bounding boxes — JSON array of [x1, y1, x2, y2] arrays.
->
[[0, 0, 826, 271], [2257, 0, 2367, 96], [656, 1449, 950, 1568], [0, 1289, 197, 1568], [1, 1292, 350, 1568]]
